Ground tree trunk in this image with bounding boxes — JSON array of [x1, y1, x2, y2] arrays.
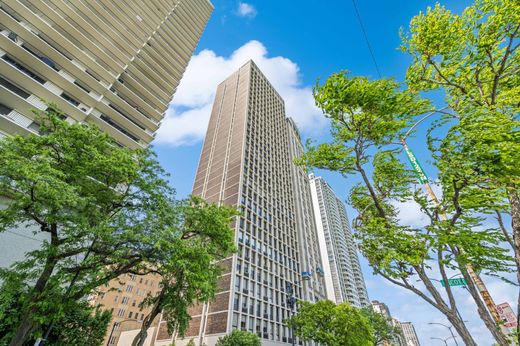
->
[[416, 266, 477, 346], [446, 311, 477, 346], [8, 258, 57, 345], [458, 263, 509, 346], [9, 225, 59, 346], [131, 291, 164, 346], [507, 187, 520, 345]]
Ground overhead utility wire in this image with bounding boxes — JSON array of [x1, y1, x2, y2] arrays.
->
[[351, 0, 382, 78]]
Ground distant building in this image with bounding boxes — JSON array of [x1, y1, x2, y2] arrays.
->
[[309, 174, 370, 307], [372, 300, 392, 318], [392, 318, 407, 346], [399, 321, 420, 346], [88, 273, 162, 346], [371, 300, 408, 346]]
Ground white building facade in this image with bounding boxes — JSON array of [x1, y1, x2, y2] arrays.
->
[[399, 321, 420, 346], [309, 174, 370, 307], [0, 0, 212, 147]]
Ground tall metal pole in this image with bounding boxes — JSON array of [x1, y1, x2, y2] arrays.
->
[[401, 138, 503, 326], [287, 282, 296, 346], [431, 337, 450, 346], [429, 322, 459, 346]]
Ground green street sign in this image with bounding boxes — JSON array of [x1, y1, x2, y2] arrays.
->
[[440, 278, 467, 287], [403, 144, 428, 184]]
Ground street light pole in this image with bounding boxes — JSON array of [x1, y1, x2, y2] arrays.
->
[[286, 272, 313, 346], [286, 282, 297, 346], [429, 322, 459, 346], [400, 112, 502, 327], [431, 336, 455, 346]]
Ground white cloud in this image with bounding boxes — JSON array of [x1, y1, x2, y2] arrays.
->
[[236, 2, 257, 18], [392, 199, 429, 228], [155, 40, 327, 147]]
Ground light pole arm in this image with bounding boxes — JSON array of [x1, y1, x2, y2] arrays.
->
[[402, 106, 449, 140]]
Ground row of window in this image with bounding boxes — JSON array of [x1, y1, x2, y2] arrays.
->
[[231, 312, 302, 344], [115, 307, 145, 321]]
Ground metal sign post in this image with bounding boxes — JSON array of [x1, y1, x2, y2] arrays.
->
[[400, 138, 503, 327]]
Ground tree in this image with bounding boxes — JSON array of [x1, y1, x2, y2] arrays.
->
[[0, 275, 110, 346], [46, 301, 111, 346], [299, 73, 512, 345], [131, 197, 237, 346], [401, 1, 519, 340], [0, 107, 185, 345], [360, 308, 403, 346], [215, 330, 261, 346], [287, 300, 373, 346]]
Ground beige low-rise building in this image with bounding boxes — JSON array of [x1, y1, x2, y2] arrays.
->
[[90, 273, 162, 346]]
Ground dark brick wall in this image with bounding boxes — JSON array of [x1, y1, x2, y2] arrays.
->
[[206, 312, 228, 334], [208, 292, 230, 313], [184, 316, 201, 337]]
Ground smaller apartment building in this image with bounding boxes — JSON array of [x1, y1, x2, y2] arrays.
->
[[90, 273, 162, 346]]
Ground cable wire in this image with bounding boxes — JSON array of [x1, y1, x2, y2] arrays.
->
[[351, 0, 382, 78]]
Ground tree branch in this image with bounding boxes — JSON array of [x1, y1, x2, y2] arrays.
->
[[491, 23, 520, 104], [438, 247, 458, 311], [377, 271, 439, 308], [495, 210, 515, 250]]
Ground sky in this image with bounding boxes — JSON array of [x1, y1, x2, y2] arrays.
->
[[152, 1, 516, 345]]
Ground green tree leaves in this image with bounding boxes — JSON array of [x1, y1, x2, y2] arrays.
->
[[287, 300, 374, 346], [215, 330, 261, 346], [0, 107, 236, 345], [360, 307, 404, 346], [131, 197, 238, 346]]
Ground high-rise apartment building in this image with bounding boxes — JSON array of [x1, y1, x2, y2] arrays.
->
[[164, 60, 321, 346], [399, 321, 420, 346], [309, 174, 370, 307], [0, 0, 212, 148], [286, 118, 327, 304], [0, 2, 214, 344]]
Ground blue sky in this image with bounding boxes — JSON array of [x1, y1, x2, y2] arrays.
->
[[152, 1, 515, 345]]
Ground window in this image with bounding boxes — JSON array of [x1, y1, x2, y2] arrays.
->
[[2, 55, 45, 83], [108, 103, 145, 130], [0, 103, 13, 115], [117, 308, 125, 317], [114, 296, 119, 303], [126, 285, 133, 293], [122, 297, 129, 305], [74, 80, 91, 93], [128, 311, 133, 318], [60, 92, 80, 107], [0, 76, 30, 99]]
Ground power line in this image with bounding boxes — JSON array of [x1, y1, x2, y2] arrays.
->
[[350, 0, 382, 78]]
